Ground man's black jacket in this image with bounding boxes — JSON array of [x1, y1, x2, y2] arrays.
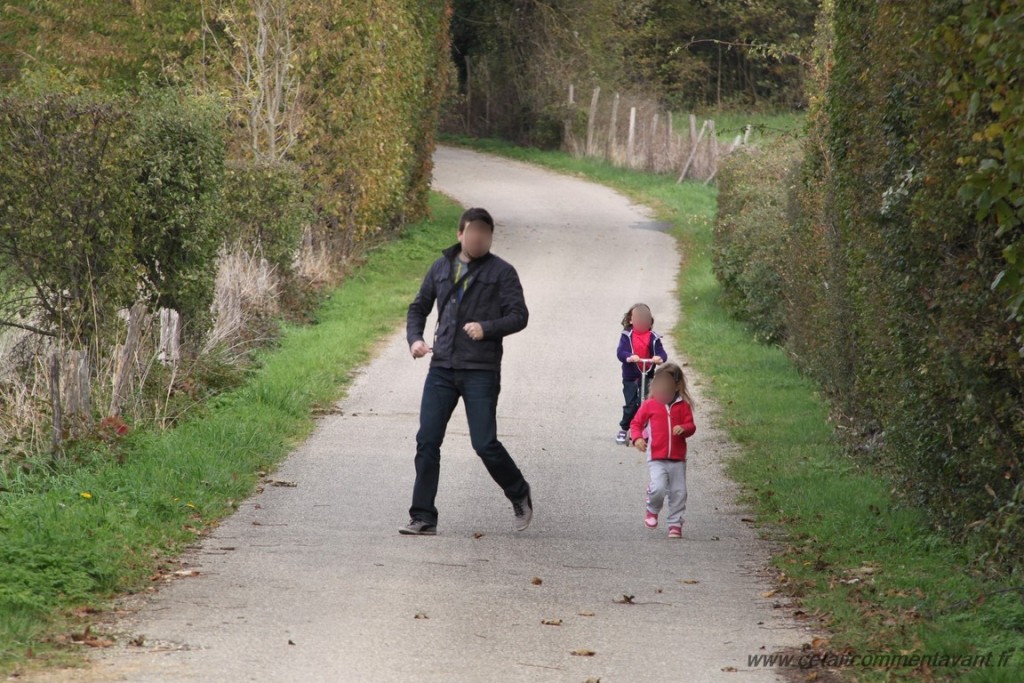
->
[[406, 243, 528, 371]]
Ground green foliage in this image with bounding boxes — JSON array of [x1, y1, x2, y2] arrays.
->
[[449, 0, 818, 145], [612, 0, 818, 109], [221, 160, 310, 273], [5, 0, 453, 267], [131, 90, 226, 337], [289, 0, 451, 252], [0, 88, 225, 345], [0, 92, 140, 345], [0, 0, 203, 87], [716, 0, 1024, 573], [936, 1, 1024, 330], [713, 138, 803, 343]]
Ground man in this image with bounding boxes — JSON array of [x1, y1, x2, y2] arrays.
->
[[400, 207, 532, 536]]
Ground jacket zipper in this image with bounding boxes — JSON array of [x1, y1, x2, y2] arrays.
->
[[664, 402, 673, 459]]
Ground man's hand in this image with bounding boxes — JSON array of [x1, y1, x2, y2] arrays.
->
[[633, 438, 647, 452], [626, 354, 641, 363], [410, 340, 432, 359], [672, 425, 685, 436], [463, 322, 484, 341]]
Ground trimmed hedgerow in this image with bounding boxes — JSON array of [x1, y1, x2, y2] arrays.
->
[[715, 0, 1024, 573], [713, 137, 803, 344]]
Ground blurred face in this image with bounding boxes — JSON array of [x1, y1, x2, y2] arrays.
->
[[631, 306, 652, 332], [651, 375, 676, 404], [458, 219, 493, 259]]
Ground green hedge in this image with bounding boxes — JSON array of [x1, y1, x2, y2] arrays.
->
[[221, 160, 310, 273], [4, 0, 452, 263], [715, 0, 1024, 573], [289, 0, 451, 252], [0, 89, 224, 346], [713, 138, 802, 344]]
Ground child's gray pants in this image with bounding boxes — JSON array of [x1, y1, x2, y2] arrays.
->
[[646, 459, 687, 526]]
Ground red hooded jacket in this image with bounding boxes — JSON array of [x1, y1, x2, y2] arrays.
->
[[629, 396, 696, 461]]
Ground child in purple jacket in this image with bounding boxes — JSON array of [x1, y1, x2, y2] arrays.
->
[[615, 303, 667, 444]]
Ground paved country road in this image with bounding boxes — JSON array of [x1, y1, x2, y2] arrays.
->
[[33, 147, 807, 682]]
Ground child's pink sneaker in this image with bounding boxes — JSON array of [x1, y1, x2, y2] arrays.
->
[[668, 525, 683, 538], [645, 511, 658, 529]]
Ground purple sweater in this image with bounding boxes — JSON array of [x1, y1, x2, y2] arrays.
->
[[616, 328, 668, 381]]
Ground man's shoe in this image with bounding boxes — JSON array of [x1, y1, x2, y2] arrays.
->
[[512, 488, 533, 531], [398, 519, 437, 535]]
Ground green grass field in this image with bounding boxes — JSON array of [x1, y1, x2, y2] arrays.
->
[[0, 193, 463, 675], [440, 135, 1024, 682], [697, 109, 806, 141]]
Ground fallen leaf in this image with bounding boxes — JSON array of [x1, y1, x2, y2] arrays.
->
[[268, 480, 297, 487], [540, 618, 562, 626], [83, 637, 114, 648], [761, 590, 777, 598], [531, 576, 543, 585], [740, 517, 756, 523], [613, 594, 635, 604], [577, 611, 595, 617], [681, 579, 699, 585], [80, 492, 92, 500], [585, 678, 601, 683], [571, 648, 596, 657], [130, 635, 145, 647], [472, 532, 485, 539], [288, 639, 296, 646], [414, 612, 429, 619], [722, 666, 737, 672], [173, 569, 199, 577]]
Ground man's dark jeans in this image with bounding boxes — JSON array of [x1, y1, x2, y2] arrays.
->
[[410, 366, 529, 525]]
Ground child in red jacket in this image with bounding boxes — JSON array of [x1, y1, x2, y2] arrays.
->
[[630, 362, 696, 538]]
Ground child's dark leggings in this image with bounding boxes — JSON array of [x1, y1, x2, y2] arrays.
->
[[619, 377, 651, 430]]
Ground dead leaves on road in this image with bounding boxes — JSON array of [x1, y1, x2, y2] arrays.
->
[[570, 648, 596, 657]]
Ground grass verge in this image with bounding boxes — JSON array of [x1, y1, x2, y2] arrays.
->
[[441, 135, 1024, 682], [0, 192, 462, 675]]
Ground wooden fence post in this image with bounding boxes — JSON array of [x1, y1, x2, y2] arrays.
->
[[649, 112, 659, 170], [564, 83, 576, 153], [159, 308, 181, 367], [607, 93, 620, 161], [62, 349, 92, 436], [667, 111, 675, 164], [49, 351, 62, 454], [704, 120, 720, 185], [109, 302, 147, 417], [586, 86, 600, 157], [627, 106, 637, 168], [464, 55, 472, 132], [678, 119, 709, 183]]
